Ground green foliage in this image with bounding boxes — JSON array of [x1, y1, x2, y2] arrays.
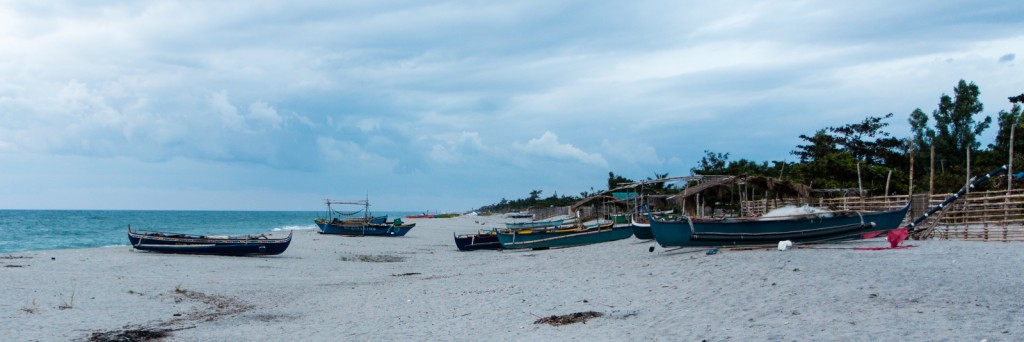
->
[[476, 190, 581, 213], [986, 104, 1023, 162], [644, 172, 673, 193], [930, 80, 991, 166], [793, 130, 836, 163], [607, 172, 634, 191], [907, 80, 1001, 193], [691, 150, 730, 174], [691, 150, 783, 177]]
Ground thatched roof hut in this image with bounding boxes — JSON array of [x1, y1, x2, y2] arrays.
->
[[653, 175, 813, 216]]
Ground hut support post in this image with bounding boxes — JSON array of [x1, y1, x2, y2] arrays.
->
[[930, 145, 935, 196], [909, 137, 915, 196]]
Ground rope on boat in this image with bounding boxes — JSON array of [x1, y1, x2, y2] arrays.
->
[[334, 208, 365, 216]]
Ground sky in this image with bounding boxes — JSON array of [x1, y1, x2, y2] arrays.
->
[[0, 1, 1021, 211]]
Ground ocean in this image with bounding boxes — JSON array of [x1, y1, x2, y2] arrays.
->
[[0, 210, 416, 253]]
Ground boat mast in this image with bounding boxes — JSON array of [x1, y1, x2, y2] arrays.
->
[[326, 199, 333, 221]]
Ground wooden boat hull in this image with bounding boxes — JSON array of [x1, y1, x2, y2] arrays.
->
[[496, 224, 633, 249], [325, 215, 388, 225], [649, 203, 910, 248], [631, 222, 654, 240], [128, 229, 292, 256], [316, 222, 415, 236], [454, 232, 502, 251], [503, 218, 577, 228]]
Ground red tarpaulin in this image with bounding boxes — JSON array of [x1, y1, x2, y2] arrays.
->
[[856, 228, 913, 250]]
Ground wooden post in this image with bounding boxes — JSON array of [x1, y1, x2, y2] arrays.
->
[[1010, 121, 1016, 193], [908, 137, 915, 196], [1008, 122, 1016, 221], [967, 146, 972, 195], [857, 162, 863, 196], [885, 169, 892, 198], [930, 145, 935, 196]]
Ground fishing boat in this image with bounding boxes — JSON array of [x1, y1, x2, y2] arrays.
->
[[127, 227, 292, 256], [631, 215, 653, 240], [453, 229, 502, 251], [316, 219, 415, 236], [496, 222, 633, 249], [504, 217, 578, 229], [632, 210, 674, 240], [315, 199, 415, 236], [648, 202, 911, 248], [507, 212, 534, 219]]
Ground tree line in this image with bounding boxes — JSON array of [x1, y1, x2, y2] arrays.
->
[[477, 80, 1023, 212]]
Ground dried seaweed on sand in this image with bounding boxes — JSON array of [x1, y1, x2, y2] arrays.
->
[[534, 311, 604, 326]]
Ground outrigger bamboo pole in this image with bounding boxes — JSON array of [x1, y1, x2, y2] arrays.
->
[[907, 165, 1007, 237]]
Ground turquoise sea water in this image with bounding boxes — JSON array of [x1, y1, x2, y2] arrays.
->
[[0, 210, 416, 253]]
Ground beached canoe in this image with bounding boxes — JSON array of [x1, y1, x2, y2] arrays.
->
[[453, 230, 502, 251], [648, 202, 910, 248], [496, 223, 632, 249], [128, 227, 292, 256]]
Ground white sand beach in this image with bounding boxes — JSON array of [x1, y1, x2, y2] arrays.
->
[[2, 215, 1022, 341]]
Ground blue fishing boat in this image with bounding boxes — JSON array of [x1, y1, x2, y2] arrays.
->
[[315, 199, 414, 236], [631, 216, 653, 240], [128, 227, 292, 256], [648, 202, 910, 248], [632, 210, 675, 240], [496, 222, 633, 249], [504, 217, 577, 229]]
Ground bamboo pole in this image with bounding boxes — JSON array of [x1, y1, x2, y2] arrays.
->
[[885, 169, 892, 197], [1010, 122, 1016, 193], [930, 145, 935, 196], [967, 147, 972, 195], [909, 137, 915, 196], [857, 162, 863, 197]]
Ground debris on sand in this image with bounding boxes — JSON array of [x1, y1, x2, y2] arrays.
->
[[534, 311, 604, 326], [88, 327, 173, 342], [391, 272, 422, 277]]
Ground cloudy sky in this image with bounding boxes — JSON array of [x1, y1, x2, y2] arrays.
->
[[0, 1, 1021, 211]]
